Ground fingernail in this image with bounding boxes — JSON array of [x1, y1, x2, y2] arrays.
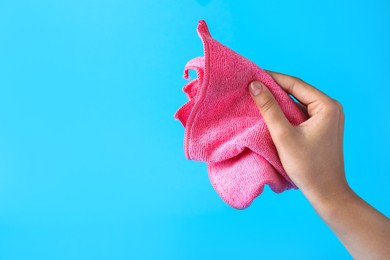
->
[[249, 81, 264, 96]]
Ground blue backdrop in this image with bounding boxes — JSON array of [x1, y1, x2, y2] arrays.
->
[[0, 0, 389, 259]]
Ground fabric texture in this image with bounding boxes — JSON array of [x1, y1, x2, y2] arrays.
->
[[174, 20, 307, 209]]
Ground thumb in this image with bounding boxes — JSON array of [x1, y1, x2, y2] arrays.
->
[[248, 81, 294, 139]]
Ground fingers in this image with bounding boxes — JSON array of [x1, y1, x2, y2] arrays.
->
[[248, 81, 295, 140], [295, 101, 308, 117], [265, 70, 332, 107]]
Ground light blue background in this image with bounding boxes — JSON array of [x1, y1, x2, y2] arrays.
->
[[0, 0, 389, 259]]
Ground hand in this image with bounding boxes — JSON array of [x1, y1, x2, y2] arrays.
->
[[248, 71, 347, 201], [248, 71, 390, 259]]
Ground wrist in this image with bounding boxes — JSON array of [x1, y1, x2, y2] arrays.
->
[[301, 181, 355, 216]]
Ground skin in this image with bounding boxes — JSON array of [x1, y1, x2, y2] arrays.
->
[[248, 71, 390, 260]]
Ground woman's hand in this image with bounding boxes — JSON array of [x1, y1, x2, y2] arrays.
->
[[248, 71, 347, 202], [248, 71, 390, 259]]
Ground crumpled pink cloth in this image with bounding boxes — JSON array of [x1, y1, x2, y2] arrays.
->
[[174, 20, 307, 209]]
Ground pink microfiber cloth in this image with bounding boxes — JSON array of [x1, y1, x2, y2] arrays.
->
[[174, 20, 307, 209]]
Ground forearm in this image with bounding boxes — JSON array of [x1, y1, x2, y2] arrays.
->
[[304, 186, 390, 259]]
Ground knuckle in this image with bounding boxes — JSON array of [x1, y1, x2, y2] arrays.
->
[[286, 77, 301, 93], [260, 97, 274, 113], [273, 127, 291, 140], [273, 126, 297, 144], [325, 99, 344, 116], [291, 76, 303, 83], [332, 99, 344, 111]]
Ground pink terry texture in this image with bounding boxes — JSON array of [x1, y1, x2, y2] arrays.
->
[[174, 20, 307, 209]]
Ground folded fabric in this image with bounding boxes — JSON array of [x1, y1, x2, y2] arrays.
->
[[174, 20, 307, 209]]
